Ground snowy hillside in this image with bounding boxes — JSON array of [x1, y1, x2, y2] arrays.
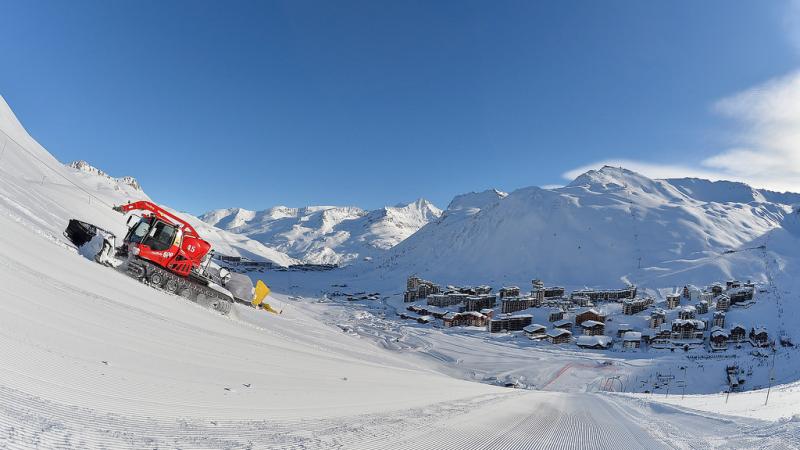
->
[[202, 198, 442, 265], [378, 166, 795, 289]]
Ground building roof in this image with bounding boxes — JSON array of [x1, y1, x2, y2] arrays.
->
[[580, 320, 605, 328], [576, 335, 612, 348], [710, 326, 729, 337], [672, 318, 706, 330], [553, 319, 572, 327], [547, 328, 572, 338], [523, 324, 546, 333], [622, 331, 642, 341]]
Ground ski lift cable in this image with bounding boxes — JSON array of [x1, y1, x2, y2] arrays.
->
[[0, 128, 116, 209]]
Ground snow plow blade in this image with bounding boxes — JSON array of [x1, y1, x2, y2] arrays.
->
[[252, 280, 270, 307], [252, 280, 281, 314]]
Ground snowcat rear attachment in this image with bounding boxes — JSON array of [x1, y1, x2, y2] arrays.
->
[[64, 219, 98, 247]]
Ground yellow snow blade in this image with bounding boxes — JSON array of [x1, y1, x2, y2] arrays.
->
[[251, 280, 270, 307], [261, 303, 282, 315]]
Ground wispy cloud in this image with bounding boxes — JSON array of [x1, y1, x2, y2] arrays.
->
[[563, 70, 800, 193], [784, 0, 800, 53]]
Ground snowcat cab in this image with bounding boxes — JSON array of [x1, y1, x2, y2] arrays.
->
[[114, 201, 211, 278]]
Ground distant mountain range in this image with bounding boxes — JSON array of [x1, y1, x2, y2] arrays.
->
[[201, 199, 443, 265], [375, 166, 800, 288]]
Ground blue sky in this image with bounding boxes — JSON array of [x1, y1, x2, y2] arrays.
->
[[0, 1, 798, 214]]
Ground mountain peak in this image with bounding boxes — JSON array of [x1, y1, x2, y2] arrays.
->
[[66, 160, 142, 191], [446, 189, 507, 212], [567, 166, 651, 189]]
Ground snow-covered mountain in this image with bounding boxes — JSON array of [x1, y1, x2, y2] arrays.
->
[[201, 198, 442, 265], [67, 160, 143, 192], [377, 166, 798, 288]]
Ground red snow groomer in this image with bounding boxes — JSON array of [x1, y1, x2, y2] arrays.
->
[[113, 200, 212, 278], [113, 200, 236, 314], [66, 200, 268, 315]]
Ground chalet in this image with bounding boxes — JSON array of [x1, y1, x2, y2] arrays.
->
[[404, 276, 440, 302], [726, 280, 741, 290], [547, 308, 565, 323], [546, 328, 572, 344], [622, 331, 642, 349], [480, 308, 494, 319], [580, 320, 605, 336], [616, 324, 635, 338], [710, 283, 724, 296], [500, 296, 537, 314], [665, 294, 681, 309], [442, 311, 488, 328], [677, 306, 696, 320], [728, 286, 755, 305], [523, 324, 547, 339], [553, 319, 573, 331], [416, 315, 432, 324], [712, 311, 726, 328], [710, 327, 729, 351], [531, 279, 545, 290], [487, 314, 533, 333], [576, 335, 612, 349], [499, 286, 521, 298], [696, 300, 709, 315], [654, 324, 672, 340], [622, 297, 653, 315], [648, 309, 667, 328], [407, 305, 450, 319], [699, 292, 714, 303], [575, 308, 606, 326], [572, 295, 592, 307], [730, 324, 747, 343], [749, 327, 769, 348], [715, 294, 730, 312], [671, 319, 705, 341]]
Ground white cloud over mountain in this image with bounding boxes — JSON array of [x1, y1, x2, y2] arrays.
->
[[564, 70, 800, 194]]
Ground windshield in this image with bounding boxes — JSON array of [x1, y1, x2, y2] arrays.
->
[[144, 221, 178, 251], [128, 220, 151, 244]]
